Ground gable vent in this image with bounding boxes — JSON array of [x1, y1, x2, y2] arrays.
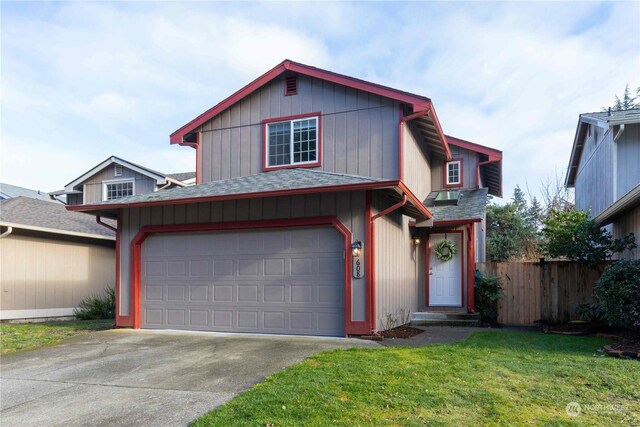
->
[[284, 76, 298, 96], [114, 165, 123, 177]]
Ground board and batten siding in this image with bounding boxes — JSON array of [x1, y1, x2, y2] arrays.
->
[[402, 121, 431, 200], [373, 195, 423, 330], [431, 145, 478, 190], [613, 206, 640, 260], [0, 232, 115, 319], [616, 123, 640, 199], [196, 75, 400, 183], [574, 126, 614, 218], [118, 192, 368, 323], [81, 165, 157, 204]]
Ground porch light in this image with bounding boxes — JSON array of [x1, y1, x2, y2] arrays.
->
[[351, 241, 362, 257], [412, 237, 421, 246]]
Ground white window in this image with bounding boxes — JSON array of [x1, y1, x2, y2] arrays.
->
[[265, 116, 318, 168], [102, 179, 134, 201], [445, 160, 462, 186], [114, 165, 123, 176]]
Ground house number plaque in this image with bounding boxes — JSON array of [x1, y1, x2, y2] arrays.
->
[[352, 254, 364, 279]]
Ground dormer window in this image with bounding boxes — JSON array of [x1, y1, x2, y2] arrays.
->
[[445, 159, 463, 187], [263, 114, 321, 170], [103, 179, 134, 201]]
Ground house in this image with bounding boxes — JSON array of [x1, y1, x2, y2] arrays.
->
[[0, 182, 60, 203], [52, 156, 196, 206], [70, 60, 502, 336], [0, 197, 116, 320], [566, 109, 640, 259]]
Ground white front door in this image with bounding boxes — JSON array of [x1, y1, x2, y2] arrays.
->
[[429, 233, 462, 306]]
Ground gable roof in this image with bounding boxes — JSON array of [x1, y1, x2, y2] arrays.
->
[[446, 135, 503, 197], [68, 168, 432, 221], [65, 156, 168, 191], [0, 182, 56, 202], [170, 59, 441, 146], [566, 109, 640, 187], [0, 197, 115, 240]]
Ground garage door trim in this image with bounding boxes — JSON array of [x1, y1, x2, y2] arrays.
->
[[128, 216, 354, 335]]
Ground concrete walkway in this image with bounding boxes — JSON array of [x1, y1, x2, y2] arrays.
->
[[0, 329, 379, 427]]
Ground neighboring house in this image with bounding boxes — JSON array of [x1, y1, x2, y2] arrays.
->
[[566, 109, 640, 259], [0, 182, 59, 203], [52, 156, 195, 205], [70, 60, 502, 336], [0, 197, 116, 320]]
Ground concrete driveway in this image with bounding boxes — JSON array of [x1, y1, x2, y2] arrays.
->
[[1, 329, 379, 426]]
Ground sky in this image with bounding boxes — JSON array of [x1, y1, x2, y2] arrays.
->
[[2, 1, 639, 203]]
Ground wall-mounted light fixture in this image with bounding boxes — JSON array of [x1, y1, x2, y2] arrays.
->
[[412, 237, 421, 246], [351, 240, 362, 257]]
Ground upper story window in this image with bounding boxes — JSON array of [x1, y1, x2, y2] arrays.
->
[[103, 179, 134, 201], [445, 159, 463, 187], [264, 114, 321, 170]]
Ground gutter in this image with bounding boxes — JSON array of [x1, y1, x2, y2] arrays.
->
[[0, 226, 13, 239], [0, 222, 115, 241], [613, 124, 625, 143]]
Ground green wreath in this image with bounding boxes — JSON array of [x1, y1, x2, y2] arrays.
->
[[435, 239, 456, 262]]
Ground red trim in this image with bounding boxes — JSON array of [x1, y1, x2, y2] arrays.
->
[[426, 230, 464, 308], [466, 223, 476, 313], [115, 211, 132, 327], [128, 217, 358, 335], [170, 59, 431, 145], [262, 113, 322, 172], [443, 158, 464, 188], [425, 235, 430, 307], [69, 181, 399, 212], [371, 195, 406, 221], [365, 191, 376, 333], [96, 216, 117, 232], [446, 135, 502, 161], [397, 181, 433, 219], [427, 107, 452, 160]]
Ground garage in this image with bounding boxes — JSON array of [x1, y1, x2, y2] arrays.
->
[[140, 226, 345, 336]]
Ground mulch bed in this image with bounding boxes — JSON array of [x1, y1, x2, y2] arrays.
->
[[380, 325, 424, 339], [545, 323, 640, 360], [543, 322, 596, 335]]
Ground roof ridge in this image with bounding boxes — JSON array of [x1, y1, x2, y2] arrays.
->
[[291, 168, 386, 182]]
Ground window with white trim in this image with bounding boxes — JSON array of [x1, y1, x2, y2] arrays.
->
[[103, 179, 134, 201], [446, 160, 462, 186], [266, 117, 318, 167]]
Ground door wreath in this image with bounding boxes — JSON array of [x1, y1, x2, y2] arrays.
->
[[435, 239, 456, 261]]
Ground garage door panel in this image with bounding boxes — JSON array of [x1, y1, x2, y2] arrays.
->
[[141, 227, 344, 336]]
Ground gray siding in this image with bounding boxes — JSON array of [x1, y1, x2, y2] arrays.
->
[[431, 145, 478, 190], [616, 123, 640, 199], [475, 215, 486, 263], [197, 75, 400, 183], [80, 165, 157, 204], [575, 126, 614, 218], [403, 121, 431, 200], [373, 194, 422, 330], [67, 194, 83, 206], [118, 192, 368, 322], [613, 206, 640, 260], [1, 232, 115, 318]]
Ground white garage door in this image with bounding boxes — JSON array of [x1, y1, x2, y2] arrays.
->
[[140, 227, 345, 336]]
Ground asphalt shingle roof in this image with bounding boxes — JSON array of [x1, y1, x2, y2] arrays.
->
[[0, 197, 115, 238], [424, 188, 489, 222], [166, 172, 196, 182], [85, 168, 392, 206], [0, 183, 56, 202], [581, 109, 640, 124]]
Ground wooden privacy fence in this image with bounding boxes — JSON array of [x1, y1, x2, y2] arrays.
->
[[477, 261, 605, 325]]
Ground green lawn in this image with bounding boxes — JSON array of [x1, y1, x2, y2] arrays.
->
[[0, 319, 113, 355], [195, 332, 639, 426]]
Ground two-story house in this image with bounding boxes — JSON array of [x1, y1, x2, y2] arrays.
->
[[53, 156, 195, 206], [566, 109, 639, 259], [70, 60, 502, 336]]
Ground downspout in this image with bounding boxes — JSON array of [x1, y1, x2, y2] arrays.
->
[[613, 124, 625, 143], [368, 194, 407, 334], [96, 216, 117, 233], [0, 226, 13, 239]]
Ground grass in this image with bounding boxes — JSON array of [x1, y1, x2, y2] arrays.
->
[[0, 319, 113, 355], [195, 331, 640, 426]]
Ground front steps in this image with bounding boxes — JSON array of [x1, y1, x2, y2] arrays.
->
[[411, 312, 481, 327]]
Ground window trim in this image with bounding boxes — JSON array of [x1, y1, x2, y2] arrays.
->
[[443, 158, 463, 188], [262, 112, 322, 172], [102, 178, 135, 201]]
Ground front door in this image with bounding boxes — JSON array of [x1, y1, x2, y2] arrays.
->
[[429, 233, 462, 306]]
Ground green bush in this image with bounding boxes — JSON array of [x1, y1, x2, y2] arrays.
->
[[474, 270, 504, 324], [594, 260, 640, 330], [74, 287, 115, 320], [574, 300, 605, 324]]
